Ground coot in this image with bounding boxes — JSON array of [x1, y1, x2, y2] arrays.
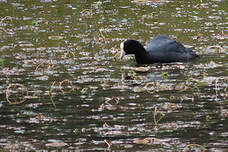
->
[[120, 35, 199, 64]]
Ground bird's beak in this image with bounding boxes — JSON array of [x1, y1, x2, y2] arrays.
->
[[119, 42, 126, 60], [120, 49, 126, 60]]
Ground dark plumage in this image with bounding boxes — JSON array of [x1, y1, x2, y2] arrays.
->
[[120, 35, 199, 64]]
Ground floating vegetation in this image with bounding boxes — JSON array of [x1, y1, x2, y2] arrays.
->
[[168, 103, 178, 111], [0, 16, 13, 34], [220, 104, 228, 117], [28, 114, 57, 124], [206, 45, 225, 53], [0, 58, 4, 66], [0, 1, 227, 151], [153, 106, 165, 126], [73, 127, 87, 134], [126, 70, 137, 79], [81, 9, 93, 17], [120, 66, 149, 80], [32, 90, 42, 98], [206, 115, 212, 121], [92, 1, 102, 7], [32, 21, 38, 26], [59, 79, 74, 94], [195, 60, 223, 69], [144, 82, 156, 94], [133, 67, 150, 73], [144, 82, 171, 94], [98, 29, 107, 41], [134, 137, 164, 145], [175, 82, 188, 91], [113, 51, 120, 60], [48, 35, 65, 40], [105, 97, 119, 105], [80, 88, 88, 94], [6, 83, 28, 105], [104, 139, 112, 149], [179, 95, 194, 102], [100, 79, 113, 88], [103, 122, 109, 128], [155, 83, 171, 91], [63, 51, 75, 58], [3, 143, 29, 152], [49, 81, 56, 108], [99, 97, 120, 111], [99, 103, 110, 111], [157, 102, 182, 111], [161, 71, 168, 79], [45, 142, 68, 147], [35, 60, 54, 72], [183, 144, 206, 152]]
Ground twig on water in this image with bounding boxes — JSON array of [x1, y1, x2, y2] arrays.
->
[[49, 81, 56, 109], [153, 106, 165, 126], [104, 139, 112, 149], [6, 83, 28, 105], [59, 79, 74, 94]]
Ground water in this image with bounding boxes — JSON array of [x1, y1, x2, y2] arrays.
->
[[0, 0, 227, 151]]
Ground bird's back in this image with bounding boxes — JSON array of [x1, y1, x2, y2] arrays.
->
[[145, 35, 198, 63]]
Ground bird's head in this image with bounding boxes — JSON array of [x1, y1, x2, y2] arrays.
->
[[120, 39, 143, 59]]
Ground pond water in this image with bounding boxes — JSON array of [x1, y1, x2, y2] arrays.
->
[[0, 0, 228, 151]]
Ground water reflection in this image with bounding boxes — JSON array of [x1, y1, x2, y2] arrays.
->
[[0, 0, 228, 151]]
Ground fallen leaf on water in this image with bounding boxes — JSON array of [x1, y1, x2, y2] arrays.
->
[[208, 60, 223, 68], [45, 142, 68, 147], [134, 138, 162, 145], [196, 76, 218, 86], [48, 36, 65, 40], [175, 82, 188, 91], [156, 83, 172, 91], [196, 33, 203, 39], [133, 67, 150, 73]]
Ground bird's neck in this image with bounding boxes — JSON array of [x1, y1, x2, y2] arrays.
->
[[135, 46, 148, 64]]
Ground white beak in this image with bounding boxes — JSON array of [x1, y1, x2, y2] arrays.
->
[[120, 42, 126, 60]]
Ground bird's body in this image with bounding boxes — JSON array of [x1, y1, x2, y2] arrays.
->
[[120, 35, 199, 64]]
